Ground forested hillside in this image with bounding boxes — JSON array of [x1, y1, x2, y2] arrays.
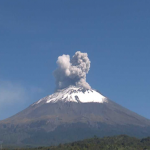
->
[[3, 135, 150, 150]]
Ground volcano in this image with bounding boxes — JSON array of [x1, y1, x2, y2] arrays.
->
[[0, 86, 150, 146]]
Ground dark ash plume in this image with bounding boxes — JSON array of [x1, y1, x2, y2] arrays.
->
[[53, 51, 91, 90]]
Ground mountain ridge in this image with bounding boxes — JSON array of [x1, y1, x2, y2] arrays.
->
[[0, 86, 150, 146]]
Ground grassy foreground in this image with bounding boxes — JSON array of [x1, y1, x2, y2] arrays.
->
[[3, 135, 150, 150]]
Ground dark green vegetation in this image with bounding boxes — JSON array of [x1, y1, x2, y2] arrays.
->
[[3, 135, 150, 150], [1, 101, 150, 146], [1, 86, 150, 147], [1, 122, 150, 147]]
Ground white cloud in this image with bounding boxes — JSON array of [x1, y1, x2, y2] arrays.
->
[[0, 80, 27, 105], [0, 80, 43, 120], [0, 80, 43, 111]]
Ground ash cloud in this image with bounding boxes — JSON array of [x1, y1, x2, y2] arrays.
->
[[54, 51, 91, 90]]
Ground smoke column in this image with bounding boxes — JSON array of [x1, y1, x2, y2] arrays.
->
[[54, 51, 91, 90]]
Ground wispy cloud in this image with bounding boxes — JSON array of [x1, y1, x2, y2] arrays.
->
[[0, 80, 27, 104], [0, 80, 43, 120]]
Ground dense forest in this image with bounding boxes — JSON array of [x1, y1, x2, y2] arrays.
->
[[3, 135, 150, 150]]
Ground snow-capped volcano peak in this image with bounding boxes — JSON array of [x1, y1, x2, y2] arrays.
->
[[34, 86, 107, 105]]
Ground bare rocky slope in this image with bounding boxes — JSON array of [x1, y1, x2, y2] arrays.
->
[[0, 86, 150, 146]]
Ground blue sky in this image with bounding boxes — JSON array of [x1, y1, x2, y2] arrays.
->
[[0, 0, 150, 120]]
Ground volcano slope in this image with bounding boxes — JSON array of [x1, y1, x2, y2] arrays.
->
[[0, 86, 150, 146]]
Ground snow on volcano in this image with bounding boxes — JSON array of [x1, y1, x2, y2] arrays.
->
[[34, 86, 107, 105]]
